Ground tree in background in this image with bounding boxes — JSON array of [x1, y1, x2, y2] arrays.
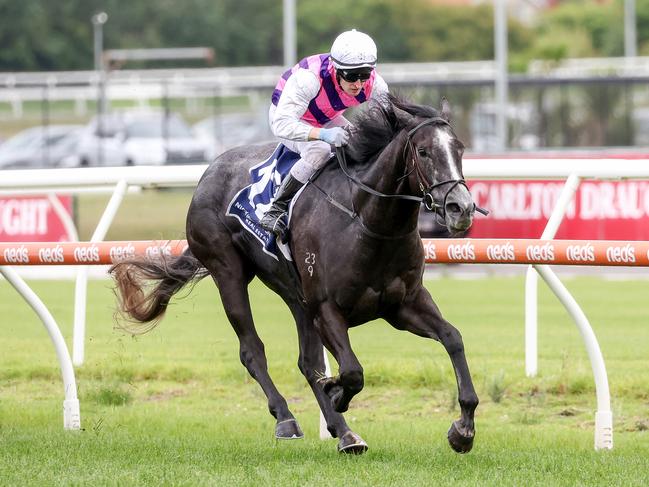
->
[[1, 0, 649, 72], [297, 0, 410, 63], [0, 0, 99, 70], [636, 0, 649, 54], [529, 0, 620, 60]]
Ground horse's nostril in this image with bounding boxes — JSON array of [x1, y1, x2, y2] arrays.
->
[[446, 201, 475, 218], [445, 202, 462, 216]]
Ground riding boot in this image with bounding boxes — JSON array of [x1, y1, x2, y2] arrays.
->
[[260, 174, 304, 240]]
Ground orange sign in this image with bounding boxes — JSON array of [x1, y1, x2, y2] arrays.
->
[[1, 239, 649, 267]]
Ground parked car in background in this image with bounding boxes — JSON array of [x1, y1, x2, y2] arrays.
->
[[61, 110, 210, 167], [0, 124, 83, 169], [193, 112, 273, 159]]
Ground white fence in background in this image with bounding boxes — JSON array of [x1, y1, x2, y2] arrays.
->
[[3, 158, 649, 449], [0, 61, 497, 118]]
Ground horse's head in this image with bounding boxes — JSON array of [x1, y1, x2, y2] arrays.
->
[[393, 97, 475, 235]]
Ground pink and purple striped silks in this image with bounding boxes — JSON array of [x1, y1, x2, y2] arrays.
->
[[271, 53, 376, 127]]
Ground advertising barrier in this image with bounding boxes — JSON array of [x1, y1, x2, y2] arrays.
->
[[422, 238, 649, 266], [0, 239, 187, 265], [467, 179, 649, 240], [0, 195, 73, 242], [1, 238, 648, 267]]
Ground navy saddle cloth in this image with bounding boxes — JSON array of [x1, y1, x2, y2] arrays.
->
[[226, 143, 301, 261]]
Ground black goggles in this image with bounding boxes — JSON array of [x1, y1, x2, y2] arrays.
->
[[338, 69, 373, 83]]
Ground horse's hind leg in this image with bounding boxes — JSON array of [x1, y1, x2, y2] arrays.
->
[[289, 303, 368, 453], [387, 287, 478, 453], [203, 251, 303, 440]]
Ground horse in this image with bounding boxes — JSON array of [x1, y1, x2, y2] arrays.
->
[[110, 94, 479, 454]]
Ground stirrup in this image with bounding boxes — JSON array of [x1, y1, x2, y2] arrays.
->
[[260, 212, 288, 238]]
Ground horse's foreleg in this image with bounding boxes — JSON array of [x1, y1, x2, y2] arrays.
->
[[206, 256, 302, 440], [315, 302, 364, 414], [388, 287, 478, 453], [308, 302, 368, 453], [291, 305, 353, 438]]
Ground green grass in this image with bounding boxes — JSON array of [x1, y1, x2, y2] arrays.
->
[[1, 276, 649, 486]]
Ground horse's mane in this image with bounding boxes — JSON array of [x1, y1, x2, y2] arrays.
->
[[345, 94, 442, 164]]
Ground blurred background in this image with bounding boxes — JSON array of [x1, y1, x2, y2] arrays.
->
[[2, 0, 649, 168], [2, 0, 649, 241]]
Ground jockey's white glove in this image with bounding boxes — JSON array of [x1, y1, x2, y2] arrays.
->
[[319, 127, 349, 147]]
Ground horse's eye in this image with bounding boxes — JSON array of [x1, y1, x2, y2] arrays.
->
[[417, 147, 427, 157]]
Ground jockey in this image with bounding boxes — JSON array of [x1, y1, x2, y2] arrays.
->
[[260, 29, 389, 239]]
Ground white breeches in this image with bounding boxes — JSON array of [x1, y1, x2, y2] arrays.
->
[[279, 138, 333, 183]]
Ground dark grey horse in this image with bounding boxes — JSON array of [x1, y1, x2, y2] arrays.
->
[[111, 95, 479, 454]]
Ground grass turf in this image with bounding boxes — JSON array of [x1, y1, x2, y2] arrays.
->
[[1, 276, 648, 486]]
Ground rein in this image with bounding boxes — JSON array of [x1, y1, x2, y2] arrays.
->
[[335, 146, 422, 203], [335, 117, 488, 222], [309, 181, 420, 241]]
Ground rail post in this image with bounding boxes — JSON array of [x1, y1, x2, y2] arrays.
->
[[534, 265, 613, 450], [525, 173, 581, 377], [73, 179, 128, 366], [0, 266, 80, 430]]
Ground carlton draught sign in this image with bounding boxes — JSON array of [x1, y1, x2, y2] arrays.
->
[[0, 196, 72, 242], [467, 180, 649, 240]]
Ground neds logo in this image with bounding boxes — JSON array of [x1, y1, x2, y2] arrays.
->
[[486, 242, 515, 261], [146, 245, 172, 259], [606, 244, 635, 263], [110, 243, 135, 261], [566, 243, 595, 262], [38, 245, 64, 263], [525, 242, 555, 262], [3, 245, 29, 264], [447, 242, 475, 261], [74, 244, 100, 262], [423, 242, 436, 260]]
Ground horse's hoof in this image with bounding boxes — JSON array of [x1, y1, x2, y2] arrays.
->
[[337, 431, 368, 455], [447, 420, 474, 453], [275, 418, 304, 440]]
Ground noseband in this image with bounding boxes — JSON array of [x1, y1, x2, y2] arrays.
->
[[335, 117, 488, 224], [403, 117, 488, 220], [404, 117, 466, 220]]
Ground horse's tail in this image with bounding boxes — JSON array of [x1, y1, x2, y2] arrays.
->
[[110, 248, 209, 334]]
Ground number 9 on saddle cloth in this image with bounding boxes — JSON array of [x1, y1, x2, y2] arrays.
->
[[226, 143, 304, 261]]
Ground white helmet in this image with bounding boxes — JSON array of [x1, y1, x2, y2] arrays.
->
[[330, 29, 377, 70]]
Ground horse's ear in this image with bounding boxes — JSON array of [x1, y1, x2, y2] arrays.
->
[[440, 97, 452, 122]]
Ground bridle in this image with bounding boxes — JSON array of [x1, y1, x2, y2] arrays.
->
[[335, 117, 488, 224]]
